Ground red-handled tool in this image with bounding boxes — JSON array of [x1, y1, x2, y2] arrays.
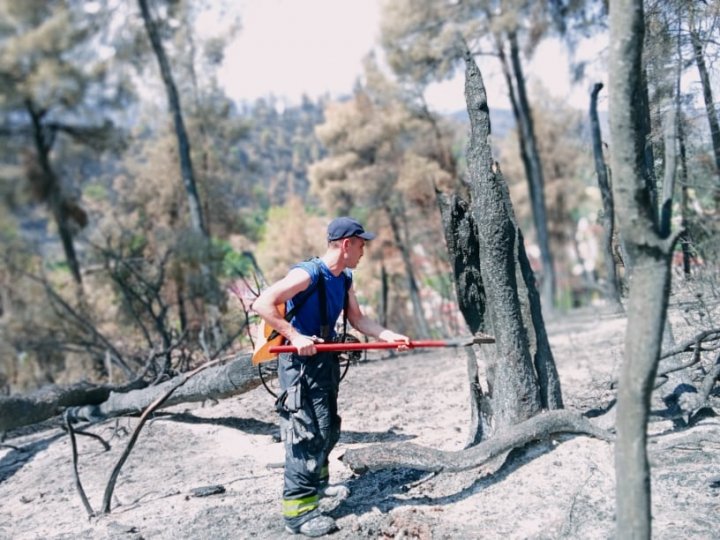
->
[[269, 335, 494, 354]]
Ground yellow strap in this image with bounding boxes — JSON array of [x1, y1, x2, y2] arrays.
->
[[282, 495, 319, 518], [320, 465, 329, 480]]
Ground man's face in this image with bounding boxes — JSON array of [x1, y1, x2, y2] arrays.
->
[[344, 236, 366, 268]]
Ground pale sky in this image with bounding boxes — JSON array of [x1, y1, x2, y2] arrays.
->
[[215, 0, 610, 113]]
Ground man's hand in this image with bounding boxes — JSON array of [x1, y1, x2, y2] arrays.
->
[[290, 333, 324, 356], [378, 330, 410, 350]]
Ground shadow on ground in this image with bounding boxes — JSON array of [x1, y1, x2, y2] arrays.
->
[[333, 440, 562, 518], [0, 433, 63, 484], [149, 412, 277, 436]]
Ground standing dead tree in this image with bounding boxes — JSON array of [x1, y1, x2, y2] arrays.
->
[[589, 83, 624, 312], [689, 11, 720, 203], [137, 0, 224, 352], [453, 47, 562, 433], [609, 0, 681, 537], [344, 47, 597, 473]]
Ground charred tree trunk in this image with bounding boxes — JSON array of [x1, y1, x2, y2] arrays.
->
[[138, 0, 205, 236], [609, 1, 678, 537], [435, 190, 491, 445], [69, 354, 257, 423], [464, 49, 542, 433], [385, 205, 430, 338], [507, 32, 556, 309], [431, 47, 564, 440], [639, 67, 658, 232], [589, 83, 623, 311], [689, 27, 720, 205], [678, 119, 692, 275], [26, 101, 83, 285], [659, 10, 683, 242], [0, 354, 258, 431], [659, 27, 684, 351], [137, 0, 223, 350], [379, 263, 388, 328]]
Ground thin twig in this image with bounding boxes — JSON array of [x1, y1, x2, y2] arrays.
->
[[101, 356, 224, 513], [64, 411, 96, 518], [18, 269, 133, 377], [59, 424, 111, 451], [559, 466, 597, 538], [0, 443, 21, 451]]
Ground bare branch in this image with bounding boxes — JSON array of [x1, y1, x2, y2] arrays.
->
[[661, 328, 720, 358], [101, 355, 224, 513], [64, 412, 96, 518]]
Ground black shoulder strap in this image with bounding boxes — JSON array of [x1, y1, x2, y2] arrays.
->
[[314, 260, 330, 339], [340, 271, 351, 338], [266, 258, 323, 342]]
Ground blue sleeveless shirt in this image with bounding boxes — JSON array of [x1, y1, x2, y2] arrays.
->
[[287, 258, 351, 339]]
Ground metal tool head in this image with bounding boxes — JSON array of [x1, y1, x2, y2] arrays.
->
[[445, 333, 496, 347]]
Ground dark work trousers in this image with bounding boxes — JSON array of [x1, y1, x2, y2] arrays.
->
[[277, 352, 341, 526]]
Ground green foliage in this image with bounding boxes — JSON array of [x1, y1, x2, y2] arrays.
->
[[83, 183, 107, 201], [215, 239, 254, 278], [128, 233, 148, 256], [235, 206, 267, 242]]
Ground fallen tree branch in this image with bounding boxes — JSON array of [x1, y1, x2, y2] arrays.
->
[[0, 379, 147, 433], [0, 443, 22, 451], [660, 328, 720, 359], [67, 352, 256, 423], [340, 409, 613, 474], [653, 345, 704, 391], [679, 353, 720, 417]]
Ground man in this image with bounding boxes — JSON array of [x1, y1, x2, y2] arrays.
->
[[252, 216, 409, 537]]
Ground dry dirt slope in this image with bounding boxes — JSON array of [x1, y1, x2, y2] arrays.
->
[[0, 306, 718, 539]]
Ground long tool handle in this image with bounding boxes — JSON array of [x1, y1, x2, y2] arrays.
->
[[269, 339, 483, 354]]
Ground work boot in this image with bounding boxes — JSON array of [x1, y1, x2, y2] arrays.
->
[[285, 513, 337, 537], [320, 483, 350, 500]]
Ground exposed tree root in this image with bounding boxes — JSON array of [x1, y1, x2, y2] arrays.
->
[[340, 409, 613, 474]]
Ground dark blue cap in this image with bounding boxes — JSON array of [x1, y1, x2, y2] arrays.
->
[[327, 216, 376, 241]]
